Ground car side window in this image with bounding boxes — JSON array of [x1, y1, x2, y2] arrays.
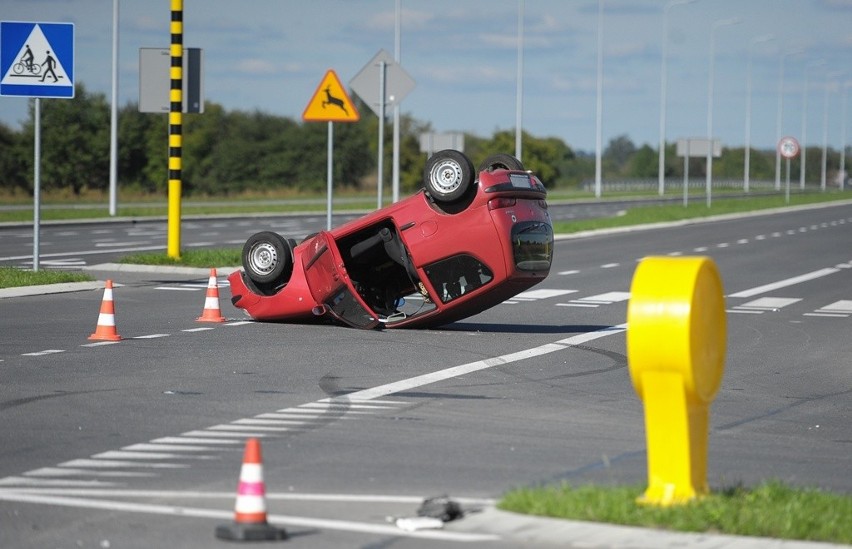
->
[[423, 255, 494, 304]]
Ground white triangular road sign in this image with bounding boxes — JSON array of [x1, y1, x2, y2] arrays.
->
[[1, 24, 70, 86]]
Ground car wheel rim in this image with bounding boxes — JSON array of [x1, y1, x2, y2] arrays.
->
[[430, 160, 462, 195], [248, 242, 278, 275]]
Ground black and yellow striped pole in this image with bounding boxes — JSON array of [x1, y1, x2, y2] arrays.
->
[[167, 0, 183, 258]]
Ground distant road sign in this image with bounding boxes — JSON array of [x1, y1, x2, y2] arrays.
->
[[350, 49, 415, 117], [778, 136, 800, 159], [303, 70, 359, 123], [138, 47, 204, 113], [0, 21, 74, 98]]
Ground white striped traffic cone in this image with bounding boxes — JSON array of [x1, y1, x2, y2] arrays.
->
[[197, 267, 226, 323], [88, 280, 123, 341], [215, 438, 287, 541]]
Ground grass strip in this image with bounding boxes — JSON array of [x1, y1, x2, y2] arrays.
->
[[498, 480, 852, 543], [0, 266, 93, 289], [120, 248, 241, 268], [552, 193, 851, 234]]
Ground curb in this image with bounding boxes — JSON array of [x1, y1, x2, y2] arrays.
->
[[450, 507, 850, 549], [0, 265, 240, 299]]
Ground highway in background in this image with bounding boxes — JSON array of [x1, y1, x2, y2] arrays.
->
[[0, 202, 849, 547]]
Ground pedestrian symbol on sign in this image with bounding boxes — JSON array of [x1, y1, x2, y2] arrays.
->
[[0, 21, 74, 98]]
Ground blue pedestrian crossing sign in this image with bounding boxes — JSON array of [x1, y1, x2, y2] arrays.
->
[[1, 21, 74, 98]]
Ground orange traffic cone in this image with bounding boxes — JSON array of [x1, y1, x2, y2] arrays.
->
[[88, 280, 123, 341], [215, 438, 287, 541], [197, 267, 226, 323]]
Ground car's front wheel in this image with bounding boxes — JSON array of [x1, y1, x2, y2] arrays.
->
[[423, 149, 474, 203], [242, 231, 294, 286]]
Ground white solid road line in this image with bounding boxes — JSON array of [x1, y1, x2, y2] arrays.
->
[[728, 267, 841, 298], [0, 491, 500, 543]]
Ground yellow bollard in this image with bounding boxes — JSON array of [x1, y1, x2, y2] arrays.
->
[[626, 256, 726, 506]]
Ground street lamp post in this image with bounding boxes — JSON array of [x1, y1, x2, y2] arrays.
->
[[841, 81, 849, 191], [594, 0, 604, 199], [800, 60, 826, 190], [515, 0, 524, 161], [658, 0, 696, 196], [775, 50, 803, 191], [744, 34, 773, 193], [706, 17, 741, 208]]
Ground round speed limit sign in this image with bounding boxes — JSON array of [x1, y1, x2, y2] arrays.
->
[[778, 136, 800, 159]]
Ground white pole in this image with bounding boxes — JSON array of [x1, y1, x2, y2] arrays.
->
[[377, 60, 386, 210], [327, 121, 333, 230], [800, 60, 826, 190], [745, 35, 773, 194], [841, 82, 848, 192], [594, 0, 603, 199], [109, 0, 119, 216], [515, 0, 524, 161], [706, 18, 740, 208], [821, 76, 829, 192], [33, 98, 41, 272], [392, 0, 401, 203], [658, 0, 695, 196]]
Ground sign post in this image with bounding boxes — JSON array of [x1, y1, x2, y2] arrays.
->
[[1, 21, 74, 271], [778, 136, 800, 204], [302, 70, 359, 230], [350, 49, 415, 205]]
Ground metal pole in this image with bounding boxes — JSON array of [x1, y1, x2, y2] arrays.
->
[[167, 0, 183, 258], [33, 98, 41, 272], [109, 0, 119, 216], [594, 0, 603, 199], [659, 0, 695, 197], [391, 0, 401, 203], [841, 82, 848, 192], [706, 18, 741, 209], [683, 140, 689, 207], [745, 35, 773, 194], [377, 60, 386, 210], [800, 60, 825, 191], [800, 66, 809, 191], [821, 78, 828, 192], [327, 121, 333, 230], [515, 0, 524, 161], [785, 157, 791, 203]]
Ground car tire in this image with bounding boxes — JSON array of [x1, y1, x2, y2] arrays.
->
[[478, 153, 525, 173], [423, 149, 474, 203], [242, 231, 293, 285]]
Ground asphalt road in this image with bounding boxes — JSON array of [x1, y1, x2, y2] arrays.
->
[[0, 202, 850, 548], [0, 200, 627, 270]]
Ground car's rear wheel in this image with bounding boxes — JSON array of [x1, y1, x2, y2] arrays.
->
[[242, 231, 293, 285], [478, 153, 525, 173], [423, 149, 474, 203]]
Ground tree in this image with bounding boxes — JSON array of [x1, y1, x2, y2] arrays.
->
[[626, 145, 658, 178], [603, 134, 636, 175], [0, 122, 27, 193], [20, 83, 110, 194]]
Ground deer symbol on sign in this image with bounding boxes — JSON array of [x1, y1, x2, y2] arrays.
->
[[322, 86, 349, 115]]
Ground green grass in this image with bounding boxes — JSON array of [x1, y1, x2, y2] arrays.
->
[[552, 192, 852, 234], [120, 248, 241, 268], [0, 266, 93, 289], [499, 480, 852, 543]]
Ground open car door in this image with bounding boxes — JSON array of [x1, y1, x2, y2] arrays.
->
[[302, 232, 380, 330]]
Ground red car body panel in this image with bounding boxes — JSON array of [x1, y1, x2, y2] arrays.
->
[[228, 167, 553, 329]]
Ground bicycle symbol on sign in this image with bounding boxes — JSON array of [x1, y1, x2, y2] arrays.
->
[[12, 44, 42, 76]]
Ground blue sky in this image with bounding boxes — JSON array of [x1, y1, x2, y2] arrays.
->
[[1, 0, 850, 153]]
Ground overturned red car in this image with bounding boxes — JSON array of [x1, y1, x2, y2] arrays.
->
[[227, 150, 553, 329]]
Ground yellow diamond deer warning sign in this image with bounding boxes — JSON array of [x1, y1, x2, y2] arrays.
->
[[302, 70, 359, 123]]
